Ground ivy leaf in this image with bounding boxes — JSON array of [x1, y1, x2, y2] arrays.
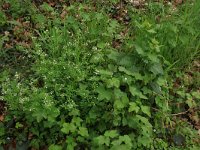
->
[[141, 106, 151, 117], [128, 102, 140, 113], [78, 127, 89, 137], [104, 130, 119, 138]]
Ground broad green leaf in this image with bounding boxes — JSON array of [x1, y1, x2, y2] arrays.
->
[[96, 86, 112, 101], [108, 51, 121, 62], [117, 135, 133, 148], [141, 106, 151, 117], [72, 117, 83, 127], [49, 145, 62, 150], [150, 63, 163, 75], [136, 115, 152, 128], [104, 130, 119, 138], [66, 136, 77, 150], [148, 54, 159, 63], [111, 144, 131, 150], [118, 66, 134, 76], [69, 109, 80, 116], [61, 123, 76, 134], [78, 127, 89, 137], [40, 2, 54, 12], [129, 86, 147, 99], [128, 102, 140, 113], [96, 136, 110, 146], [134, 44, 144, 55], [107, 78, 120, 88], [150, 82, 162, 94], [192, 91, 200, 99], [97, 69, 113, 76], [114, 99, 124, 109]]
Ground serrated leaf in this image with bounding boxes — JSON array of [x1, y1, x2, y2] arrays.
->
[[71, 117, 82, 127], [148, 54, 159, 63], [118, 66, 134, 76], [129, 86, 147, 99], [141, 106, 151, 117], [192, 91, 200, 99], [150, 82, 162, 94], [128, 102, 140, 113], [134, 44, 144, 55], [78, 127, 89, 137], [104, 130, 119, 138], [96, 86, 112, 101], [61, 123, 76, 134], [97, 69, 113, 76], [108, 51, 121, 62], [118, 135, 132, 148], [114, 99, 124, 109], [150, 63, 163, 75], [49, 145, 62, 150], [107, 78, 120, 88], [96, 136, 110, 146]]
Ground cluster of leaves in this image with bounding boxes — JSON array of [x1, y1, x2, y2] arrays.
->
[[0, 0, 200, 150], [148, 1, 200, 68]]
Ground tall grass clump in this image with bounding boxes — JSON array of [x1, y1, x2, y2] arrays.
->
[[156, 0, 200, 68]]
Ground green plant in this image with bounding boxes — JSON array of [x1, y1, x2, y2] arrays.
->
[[0, 1, 200, 149]]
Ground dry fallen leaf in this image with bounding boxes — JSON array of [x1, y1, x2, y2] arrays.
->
[[0, 115, 4, 122]]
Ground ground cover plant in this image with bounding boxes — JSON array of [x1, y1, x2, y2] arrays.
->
[[0, 0, 200, 149]]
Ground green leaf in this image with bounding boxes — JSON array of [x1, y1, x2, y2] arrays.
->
[[148, 54, 159, 63], [61, 123, 76, 134], [97, 69, 113, 76], [141, 106, 151, 117], [192, 91, 200, 99], [150, 63, 163, 75], [150, 82, 162, 94], [128, 102, 140, 113], [96, 136, 110, 146], [66, 136, 77, 150], [40, 2, 54, 12], [107, 78, 120, 88], [114, 99, 125, 109], [104, 130, 119, 138], [71, 117, 83, 127], [108, 51, 121, 62], [49, 145, 62, 150], [119, 135, 132, 147], [118, 66, 134, 76], [78, 127, 89, 137], [96, 86, 112, 101], [134, 44, 144, 55], [129, 86, 147, 99]]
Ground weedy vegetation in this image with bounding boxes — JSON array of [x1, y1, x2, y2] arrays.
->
[[0, 0, 200, 149]]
